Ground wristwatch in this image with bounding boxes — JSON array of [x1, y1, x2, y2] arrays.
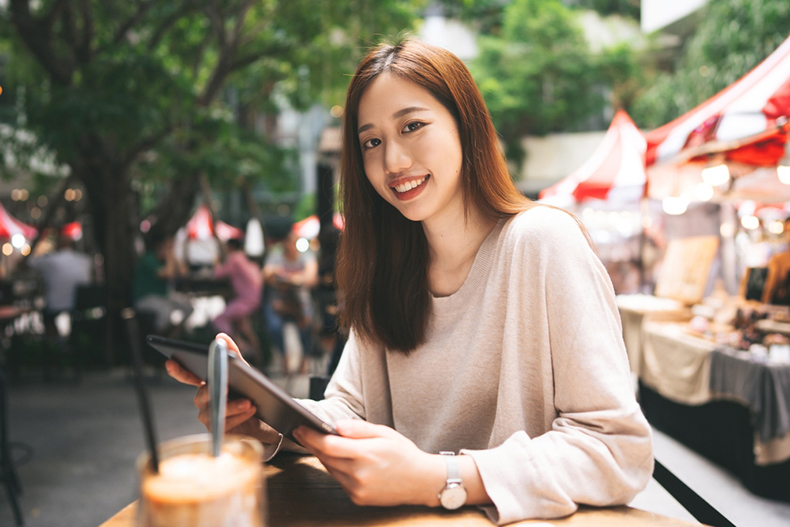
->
[[437, 451, 468, 510]]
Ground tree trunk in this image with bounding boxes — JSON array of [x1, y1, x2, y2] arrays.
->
[[81, 160, 138, 365]]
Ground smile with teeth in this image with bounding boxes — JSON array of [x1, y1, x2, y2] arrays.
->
[[392, 176, 428, 194]]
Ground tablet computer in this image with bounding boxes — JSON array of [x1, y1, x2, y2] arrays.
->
[[146, 335, 338, 438]]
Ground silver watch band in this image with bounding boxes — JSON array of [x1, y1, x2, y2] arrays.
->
[[439, 451, 461, 482]]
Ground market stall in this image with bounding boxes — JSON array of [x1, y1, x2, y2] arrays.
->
[[540, 110, 648, 293], [618, 35, 790, 503]]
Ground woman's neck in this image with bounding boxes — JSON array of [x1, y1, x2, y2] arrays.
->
[[423, 207, 496, 297]]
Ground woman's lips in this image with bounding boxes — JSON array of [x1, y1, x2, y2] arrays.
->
[[390, 175, 429, 201]]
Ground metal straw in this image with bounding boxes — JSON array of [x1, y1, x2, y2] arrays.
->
[[208, 338, 228, 457]]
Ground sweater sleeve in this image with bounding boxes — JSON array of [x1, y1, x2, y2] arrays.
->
[[296, 330, 369, 423], [462, 210, 653, 524]]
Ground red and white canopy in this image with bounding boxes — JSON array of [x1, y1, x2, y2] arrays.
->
[[292, 213, 345, 240], [0, 201, 37, 240], [645, 35, 790, 168], [539, 110, 647, 206], [185, 204, 244, 241]]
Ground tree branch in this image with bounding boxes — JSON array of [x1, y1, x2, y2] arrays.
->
[[122, 125, 174, 168], [230, 44, 287, 73], [43, 0, 69, 32], [77, 0, 94, 63], [230, 0, 255, 46], [205, 0, 226, 47], [60, 1, 80, 60], [192, 29, 215, 78], [101, 0, 156, 52], [9, 0, 73, 85], [146, 1, 201, 51], [199, 0, 259, 106]]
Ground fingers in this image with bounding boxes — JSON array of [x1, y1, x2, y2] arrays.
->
[[165, 360, 204, 386], [335, 419, 399, 440], [194, 384, 256, 430], [293, 426, 366, 460], [215, 332, 249, 366], [224, 407, 258, 432]]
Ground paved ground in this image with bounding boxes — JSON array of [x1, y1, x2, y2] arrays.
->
[[1, 368, 788, 527]]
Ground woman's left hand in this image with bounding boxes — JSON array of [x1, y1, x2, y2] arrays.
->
[[293, 420, 444, 507]]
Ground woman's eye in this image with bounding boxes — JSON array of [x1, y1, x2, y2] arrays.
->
[[362, 138, 381, 149], [403, 121, 425, 133]]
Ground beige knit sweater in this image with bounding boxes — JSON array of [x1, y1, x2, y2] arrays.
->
[[298, 206, 653, 524]]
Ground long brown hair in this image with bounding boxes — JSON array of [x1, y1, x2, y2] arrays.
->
[[336, 38, 537, 353]]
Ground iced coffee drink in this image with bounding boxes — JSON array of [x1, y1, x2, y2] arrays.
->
[[137, 434, 266, 527]]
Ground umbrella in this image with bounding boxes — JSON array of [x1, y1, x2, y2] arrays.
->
[[539, 110, 647, 207]]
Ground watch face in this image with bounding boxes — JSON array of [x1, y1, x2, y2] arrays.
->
[[440, 483, 468, 510]]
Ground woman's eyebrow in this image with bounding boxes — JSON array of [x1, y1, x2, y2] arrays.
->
[[357, 106, 429, 135]]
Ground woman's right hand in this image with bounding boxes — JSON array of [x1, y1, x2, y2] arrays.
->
[[164, 333, 281, 444]]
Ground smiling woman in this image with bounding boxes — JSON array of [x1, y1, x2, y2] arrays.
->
[[167, 37, 654, 525], [357, 73, 464, 223]]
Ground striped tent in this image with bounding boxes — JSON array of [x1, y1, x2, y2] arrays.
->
[[0, 201, 37, 240], [645, 35, 790, 168], [539, 110, 647, 206], [185, 204, 244, 242]]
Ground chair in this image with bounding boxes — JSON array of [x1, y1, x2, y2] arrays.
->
[[652, 457, 735, 527], [0, 366, 23, 525], [70, 283, 108, 374]]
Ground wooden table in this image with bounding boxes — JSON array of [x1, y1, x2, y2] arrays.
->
[[101, 453, 700, 527]]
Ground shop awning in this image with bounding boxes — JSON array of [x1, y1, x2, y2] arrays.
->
[[645, 35, 790, 168], [539, 110, 647, 206], [185, 204, 243, 242], [0, 201, 37, 240]]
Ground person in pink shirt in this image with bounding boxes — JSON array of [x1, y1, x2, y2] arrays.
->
[[213, 237, 262, 363]]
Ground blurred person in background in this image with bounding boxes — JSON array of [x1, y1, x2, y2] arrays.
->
[[212, 237, 262, 364], [262, 229, 318, 375], [29, 231, 93, 341], [133, 233, 193, 337]]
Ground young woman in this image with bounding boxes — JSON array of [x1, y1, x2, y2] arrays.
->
[[168, 38, 653, 524]]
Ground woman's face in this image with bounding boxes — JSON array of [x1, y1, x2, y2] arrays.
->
[[357, 72, 464, 226]]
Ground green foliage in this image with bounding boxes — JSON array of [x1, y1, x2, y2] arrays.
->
[[0, 0, 427, 211], [293, 192, 316, 222], [632, 0, 790, 128], [471, 0, 623, 166], [573, 0, 640, 20]]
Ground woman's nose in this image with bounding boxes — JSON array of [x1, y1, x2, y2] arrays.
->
[[384, 140, 412, 175]]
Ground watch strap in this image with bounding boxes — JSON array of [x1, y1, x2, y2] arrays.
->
[[439, 451, 461, 482]]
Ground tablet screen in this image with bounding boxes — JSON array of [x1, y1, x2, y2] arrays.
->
[[146, 335, 337, 437]]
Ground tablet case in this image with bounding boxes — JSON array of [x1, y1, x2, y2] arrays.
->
[[146, 335, 337, 438]]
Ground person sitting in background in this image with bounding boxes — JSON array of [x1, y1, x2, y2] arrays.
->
[[212, 237, 262, 363], [133, 233, 192, 337], [29, 232, 93, 340], [262, 229, 318, 375]]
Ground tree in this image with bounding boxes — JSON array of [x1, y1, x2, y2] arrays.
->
[[469, 0, 623, 167], [0, 0, 425, 360], [632, 0, 790, 129]]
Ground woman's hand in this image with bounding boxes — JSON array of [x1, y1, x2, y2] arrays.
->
[[292, 420, 445, 507], [164, 333, 280, 444]]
